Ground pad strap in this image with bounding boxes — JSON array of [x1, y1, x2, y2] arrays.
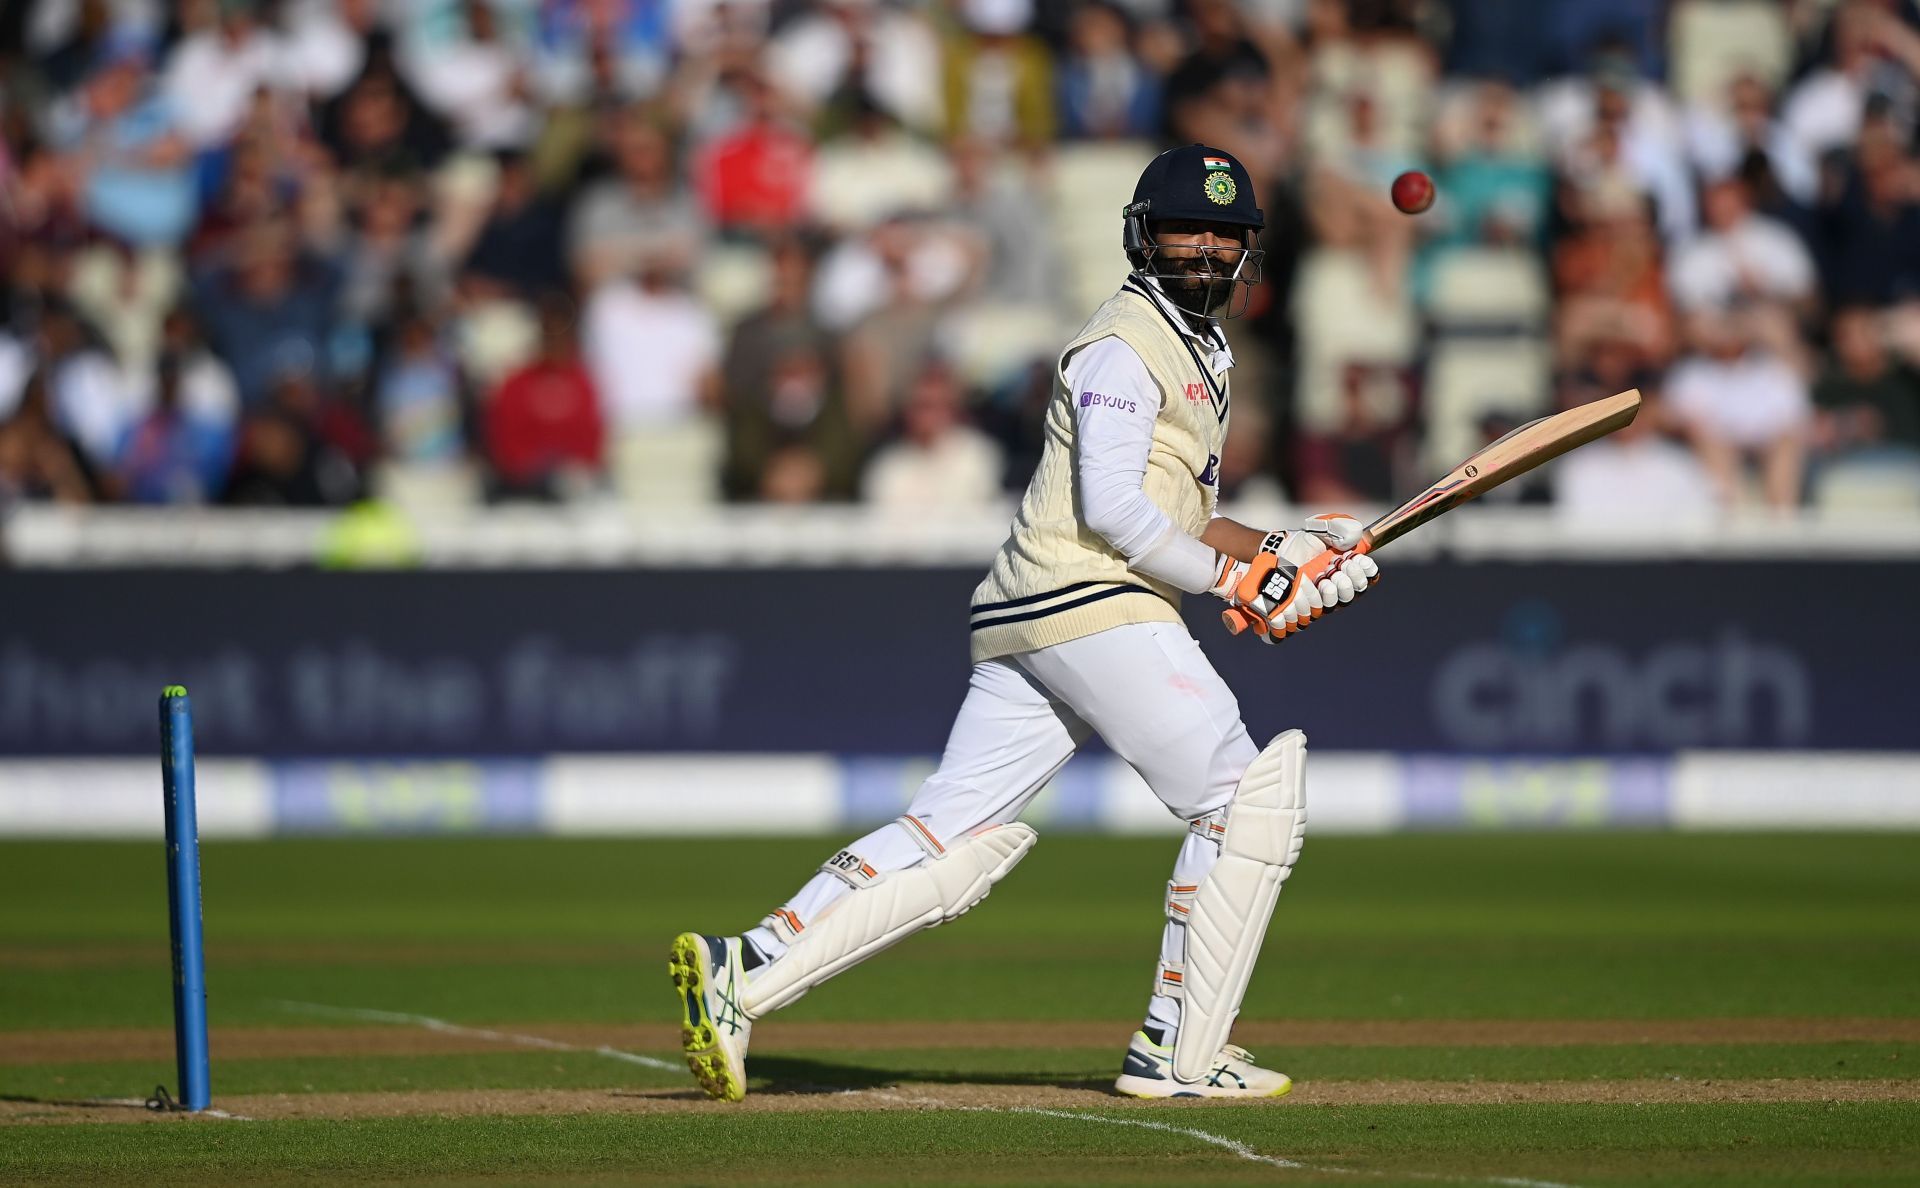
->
[[761, 907, 806, 947], [1165, 880, 1198, 922], [895, 814, 947, 858], [1153, 959, 1185, 999], [1187, 812, 1227, 844]]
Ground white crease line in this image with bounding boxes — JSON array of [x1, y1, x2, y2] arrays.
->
[[78, 1098, 254, 1121], [273, 1000, 681, 1072], [878, 1091, 1578, 1188], [265, 1003, 1576, 1187]]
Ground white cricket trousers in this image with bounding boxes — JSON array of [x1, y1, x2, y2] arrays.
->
[[746, 620, 1260, 1040]]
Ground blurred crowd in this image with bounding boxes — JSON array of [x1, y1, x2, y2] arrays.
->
[[4, 0, 1920, 518]]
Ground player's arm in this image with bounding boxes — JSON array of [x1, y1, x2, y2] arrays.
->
[[1066, 341, 1377, 633], [1199, 517, 1269, 563], [1068, 338, 1226, 594]]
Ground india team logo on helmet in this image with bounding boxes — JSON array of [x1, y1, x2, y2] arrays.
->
[[1204, 173, 1237, 206]]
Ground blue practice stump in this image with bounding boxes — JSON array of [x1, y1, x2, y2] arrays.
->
[[160, 685, 210, 1111]]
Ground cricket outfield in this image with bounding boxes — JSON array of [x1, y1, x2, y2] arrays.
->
[[2, 833, 1915, 1185]]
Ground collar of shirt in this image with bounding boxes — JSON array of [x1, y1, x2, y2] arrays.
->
[[1129, 275, 1234, 374]]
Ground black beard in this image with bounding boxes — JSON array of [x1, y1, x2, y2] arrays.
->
[[1159, 271, 1232, 319]]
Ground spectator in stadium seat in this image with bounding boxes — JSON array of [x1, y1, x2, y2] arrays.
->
[[581, 262, 720, 432], [160, 0, 286, 150], [222, 368, 368, 505], [315, 36, 453, 177], [1160, 0, 1269, 143], [0, 367, 101, 504], [861, 357, 1004, 510], [807, 94, 954, 234], [1782, 2, 1920, 162], [1813, 114, 1920, 305], [531, 0, 672, 107], [943, 0, 1055, 149], [693, 69, 813, 236], [1665, 308, 1812, 510], [485, 295, 606, 500], [337, 168, 450, 329], [183, 130, 294, 264], [1669, 176, 1816, 316], [1553, 181, 1675, 372], [30, 0, 141, 95], [1687, 74, 1818, 210], [568, 111, 706, 289], [1814, 305, 1920, 456], [191, 220, 343, 407], [1553, 389, 1716, 523], [33, 300, 132, 466], [114, 348, 235, 504], [119, 304, 240, 445], [949, 137, 1057, 307], [832, 216, 983, 428], [276, 0, 386, 101], [372, 309, 467, 465], [721, 237, 860, 501], [768, 0, 944, 135], [526, 31, 636, 192], [1538, 34, 1684, 179], [460, 150, 567, 302], [1057, 1, 1160, 141], [1307, 90, 1421, 299], [1430, 81, 1550, 250], [1293, 363, 1411, 505], [1557, 71, 1694, 243], [50, 42, 195, 249], [400, 0, 538, 150]]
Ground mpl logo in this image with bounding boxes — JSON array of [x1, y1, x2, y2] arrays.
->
[[1183, 382, 1207, 403]]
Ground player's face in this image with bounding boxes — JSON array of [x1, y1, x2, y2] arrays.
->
[[1149, 220, 1259, 316]]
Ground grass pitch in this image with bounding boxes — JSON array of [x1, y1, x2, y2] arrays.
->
[[2, 832, 1916, 1185]]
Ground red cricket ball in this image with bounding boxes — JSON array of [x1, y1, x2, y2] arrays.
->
[[1391, 170, 1435, 215]]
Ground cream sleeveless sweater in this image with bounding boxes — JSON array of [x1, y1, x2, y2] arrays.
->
[[969, 280, 1231, 662]]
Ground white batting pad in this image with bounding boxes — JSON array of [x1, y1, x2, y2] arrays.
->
[[741, 822, 1038, 1018], [1172, 729, 1307, 1083]]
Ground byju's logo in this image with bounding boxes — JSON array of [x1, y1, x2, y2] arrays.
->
[[1198, 453, 1219, 486], [1079, 391, 1137, 413]]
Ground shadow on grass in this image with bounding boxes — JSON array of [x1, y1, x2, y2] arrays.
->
[[0, 1093, 157, 1113], [723, 1056, 1112, 1096]]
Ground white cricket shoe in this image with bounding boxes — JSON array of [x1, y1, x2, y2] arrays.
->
[[1113, 1029, 1294, 1098], [667, 932, 752, 1101]]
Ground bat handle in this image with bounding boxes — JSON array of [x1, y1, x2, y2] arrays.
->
[[1221, 606, 1257, 635]]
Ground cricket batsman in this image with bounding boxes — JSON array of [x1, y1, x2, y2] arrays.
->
[[669, 145, 1380, 1100]]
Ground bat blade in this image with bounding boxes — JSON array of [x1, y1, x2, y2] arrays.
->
[[1363, 388, 1641, 551], [1219, 389, 1639, 638]]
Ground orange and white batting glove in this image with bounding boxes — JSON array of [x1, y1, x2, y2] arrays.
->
[[1213, 516, 1380, 643]]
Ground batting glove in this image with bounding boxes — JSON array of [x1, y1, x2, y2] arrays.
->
[[1214, 515, 1381, 643]]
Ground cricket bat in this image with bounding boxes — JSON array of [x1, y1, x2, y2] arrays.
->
[[1223, 388, 1642, 636]]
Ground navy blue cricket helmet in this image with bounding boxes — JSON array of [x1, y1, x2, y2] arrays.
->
[[1122, 144, 1266, 318]]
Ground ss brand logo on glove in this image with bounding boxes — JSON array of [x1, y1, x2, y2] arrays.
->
[[1257, 568, 1293, 607]]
